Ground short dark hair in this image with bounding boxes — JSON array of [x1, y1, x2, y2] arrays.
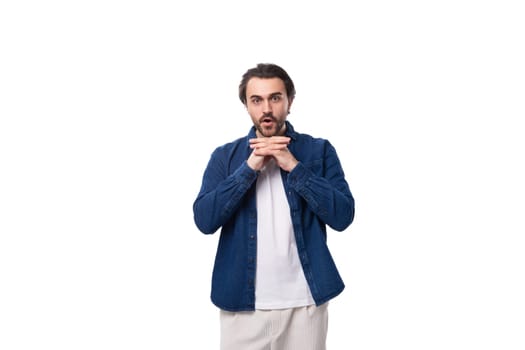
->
[[238, 63, 296, 104]]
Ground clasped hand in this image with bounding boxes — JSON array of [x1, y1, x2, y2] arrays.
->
[[247, 136, 298, 172]]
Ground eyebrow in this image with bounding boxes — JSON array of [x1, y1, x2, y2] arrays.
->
[[249, 92, 283, 100]]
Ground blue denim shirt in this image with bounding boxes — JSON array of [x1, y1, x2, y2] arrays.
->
[[193, 122, 355, 311]]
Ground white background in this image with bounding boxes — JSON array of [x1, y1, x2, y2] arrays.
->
[[1, 1, 524, 349]]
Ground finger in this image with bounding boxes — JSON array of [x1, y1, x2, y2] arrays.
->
[[270, 136, 291, 142], [249, 137, 290, 144]]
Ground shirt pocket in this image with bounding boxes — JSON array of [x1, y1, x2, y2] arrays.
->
[[303, 159, 323, 176]]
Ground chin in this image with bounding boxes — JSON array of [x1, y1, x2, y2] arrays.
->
[[257, 127, 275, 137]]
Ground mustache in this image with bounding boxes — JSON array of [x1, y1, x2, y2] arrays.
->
[[259, 113, 276, 123]]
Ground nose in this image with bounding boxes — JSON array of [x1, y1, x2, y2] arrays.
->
[[262, 99, 272, 114]]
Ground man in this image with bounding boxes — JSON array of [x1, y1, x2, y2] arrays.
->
[[193, 63, 355, 349]]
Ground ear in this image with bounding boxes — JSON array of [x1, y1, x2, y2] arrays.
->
[[287, 97, 294, 114]]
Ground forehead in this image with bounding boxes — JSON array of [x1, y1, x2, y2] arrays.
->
[[246, 77, 286, 97]]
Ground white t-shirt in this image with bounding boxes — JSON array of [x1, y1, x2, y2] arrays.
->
[[255, 159, 315, 310]]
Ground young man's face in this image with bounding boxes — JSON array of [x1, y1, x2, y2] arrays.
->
[[245, 77, 293, 138]]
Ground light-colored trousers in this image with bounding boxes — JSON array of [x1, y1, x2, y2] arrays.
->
[[220, 303, 328, 350]]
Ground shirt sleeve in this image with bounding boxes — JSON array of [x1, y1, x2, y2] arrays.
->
[[287, 141, 355, 231], [193, 148, 258, 234]]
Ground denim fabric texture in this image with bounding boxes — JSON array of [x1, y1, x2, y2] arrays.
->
[[193, 122, 355, 311]]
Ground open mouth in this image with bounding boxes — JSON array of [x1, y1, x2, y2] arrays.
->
[[260, 116, 275, 126]]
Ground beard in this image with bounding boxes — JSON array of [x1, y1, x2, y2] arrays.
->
[[255, 114, 286, 137]]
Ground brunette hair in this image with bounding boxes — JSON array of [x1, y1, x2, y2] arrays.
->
[[238, 63, 296, 104]]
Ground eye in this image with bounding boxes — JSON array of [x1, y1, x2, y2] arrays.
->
[[251, 97, 261, 104], [271, 95, 281, 102]]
